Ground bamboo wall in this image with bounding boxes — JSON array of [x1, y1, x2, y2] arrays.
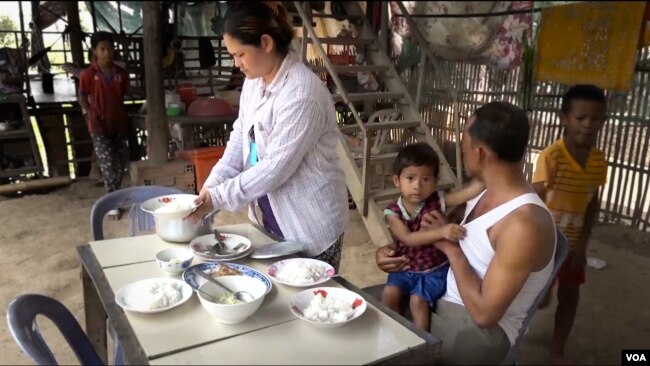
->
[[401, 47, 650, 232]]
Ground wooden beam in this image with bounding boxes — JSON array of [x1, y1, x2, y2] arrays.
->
[[65, 1, 85, 67], [142, 1, 169, 166]]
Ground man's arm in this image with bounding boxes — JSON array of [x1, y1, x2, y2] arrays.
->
[[386, 215, 465, 247], [436, 207, 555, 327], [375, 245, 410, 273]]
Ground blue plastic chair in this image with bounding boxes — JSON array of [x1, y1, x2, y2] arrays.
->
[[362, 229, 569, 365], [6, 294, 104, 365], [90, 185, 185, 364], [90, 185, 185, 241]]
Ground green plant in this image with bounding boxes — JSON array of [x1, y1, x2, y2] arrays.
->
[[0, 15, 18, 48]]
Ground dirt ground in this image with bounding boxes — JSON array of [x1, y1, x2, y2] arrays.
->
[[1, 179, 649, 365]]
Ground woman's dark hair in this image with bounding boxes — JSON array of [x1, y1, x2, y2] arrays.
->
[[222, 1, 294, 57], [393, 143, 440, 178], [90, 31, 114, 49]]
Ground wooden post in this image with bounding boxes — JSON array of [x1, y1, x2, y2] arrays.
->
[[142, 1, 169, 166], [65, 1, 85, 67]]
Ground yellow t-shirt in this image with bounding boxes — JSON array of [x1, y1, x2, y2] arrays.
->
[[532, 139, 608, 248]]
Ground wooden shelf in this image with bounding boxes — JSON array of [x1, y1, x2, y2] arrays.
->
[[0, 94, 44, 180]]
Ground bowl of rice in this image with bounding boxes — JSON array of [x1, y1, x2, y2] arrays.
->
[[289, 287, 367, 329], [267, 258, 335, 287], [196, 275, 269, 324], [140, 194, 200, 220], [115, 278, 193, 314]]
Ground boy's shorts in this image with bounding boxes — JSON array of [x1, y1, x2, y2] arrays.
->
[[557, 251, 586, 285], [386, 264, 450, 306]]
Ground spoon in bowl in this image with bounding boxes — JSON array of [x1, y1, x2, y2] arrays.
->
[[194, 268, 255, 303]]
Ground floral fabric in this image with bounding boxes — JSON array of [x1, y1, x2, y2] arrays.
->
[[389, 1, 533, 70]]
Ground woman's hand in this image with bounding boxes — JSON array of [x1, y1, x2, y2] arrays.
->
[[185, 188, 215, 224], [375, 245, 410, 273]]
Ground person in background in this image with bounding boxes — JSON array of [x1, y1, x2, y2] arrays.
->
[[187, 1, 349, 270], [78, 31, 130, 219], [382, 142, 484, 331], [532, 84, 608, 365]]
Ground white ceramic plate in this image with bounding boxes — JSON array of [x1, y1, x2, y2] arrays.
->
[[289, 287, 367, 329], [115, 278, 193, 314], [190, 233, 253, 261], [250, 241, 306, 259], [267, 258, 335, 288]]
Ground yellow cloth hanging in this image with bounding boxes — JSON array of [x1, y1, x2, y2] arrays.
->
[[534, 1, 646, 91]]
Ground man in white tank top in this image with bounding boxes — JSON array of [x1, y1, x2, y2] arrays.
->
[[376, 102, 556, 364]]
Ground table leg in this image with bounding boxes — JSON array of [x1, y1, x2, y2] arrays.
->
[[81, 265, 108, 364]]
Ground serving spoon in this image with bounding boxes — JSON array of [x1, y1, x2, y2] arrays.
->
[[194, 268, 255, 303]]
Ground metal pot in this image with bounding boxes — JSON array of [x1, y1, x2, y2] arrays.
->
[[154, 212, 215, 243]]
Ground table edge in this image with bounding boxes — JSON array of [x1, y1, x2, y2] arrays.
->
[[77, 244, 150, 365], [334, 276, 441, 347]]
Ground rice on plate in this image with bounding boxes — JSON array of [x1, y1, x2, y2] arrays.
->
[[268, 258, 335, 287], [115, 278, 193, 313], [290, 287, 367, 328]]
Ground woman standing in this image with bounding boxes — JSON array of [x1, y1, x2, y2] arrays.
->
[[188, 1, 349, 270]]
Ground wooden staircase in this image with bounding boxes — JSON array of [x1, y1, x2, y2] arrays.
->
[[292, 1, 458, 247]]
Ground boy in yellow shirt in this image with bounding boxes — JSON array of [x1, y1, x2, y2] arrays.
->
[[532, 84, 608, 364]]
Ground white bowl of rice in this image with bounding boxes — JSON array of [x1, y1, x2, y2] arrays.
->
[[290, 287, 367, 329], [140, 194, 200, 220]]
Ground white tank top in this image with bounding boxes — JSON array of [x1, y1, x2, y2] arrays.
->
[[441, 190, 556, 345]]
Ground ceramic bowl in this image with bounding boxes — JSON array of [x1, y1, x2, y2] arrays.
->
[[155, 248, 194, 275], [196, 275, 268, 324]]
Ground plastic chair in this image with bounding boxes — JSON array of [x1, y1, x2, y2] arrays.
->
[[362, 229, 569, 365], [90, 185, 185, 241], [6, 294, 104, 365]]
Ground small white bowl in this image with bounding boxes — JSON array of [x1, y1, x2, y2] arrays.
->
[[196, 275, 268, 324], [155, 248, 194, 275], [290, 287, 367, 329]]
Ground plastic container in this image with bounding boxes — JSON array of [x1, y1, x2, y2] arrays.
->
[[176, 146, 227, 192], [176, 83, 197, 107], [166, 102, 183, 116], [187, 97, 235, 117]]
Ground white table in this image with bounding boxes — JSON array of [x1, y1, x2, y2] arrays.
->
[[77, 223, 440, 365]]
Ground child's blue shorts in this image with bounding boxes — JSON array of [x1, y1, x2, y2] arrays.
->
[[386, 264, 450, 306]]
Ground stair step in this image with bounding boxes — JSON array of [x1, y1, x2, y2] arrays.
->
[[310, 65, 389, 73], [297, 37, 374, 46], [333, 92, 404, 103], [371, 187, 401, 202], [340, 120, 420, 134]]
